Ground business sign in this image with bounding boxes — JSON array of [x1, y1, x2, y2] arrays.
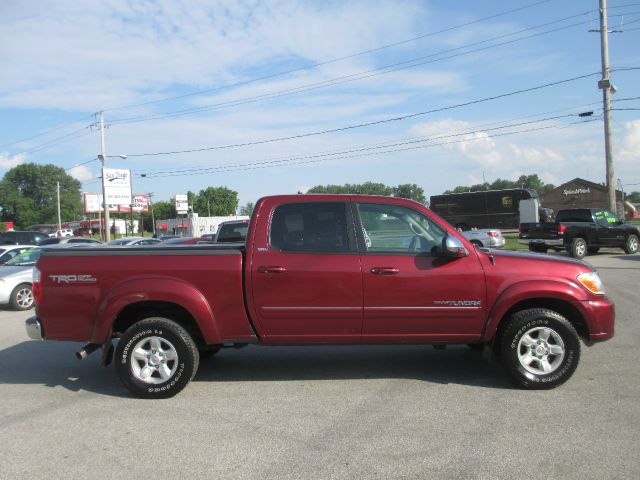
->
[[103, 168, 132, 205], [84, 193, 121, 213], [175, 194, 188, 214], [119, 194, 149, 213], [563, 188, 591, 196]]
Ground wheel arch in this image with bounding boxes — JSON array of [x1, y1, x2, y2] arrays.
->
[[483, 281, 590, 344], [91, 277, 222, 346]]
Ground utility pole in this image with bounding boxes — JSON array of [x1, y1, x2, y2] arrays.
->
[[56, 181, 62, 232], [148, 193, 156, 236], [597, 0, 617, 214], [98, 111, 111, 242]]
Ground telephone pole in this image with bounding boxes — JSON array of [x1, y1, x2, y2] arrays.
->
[[98, 111, 111, 242], [597, 0, 617, 214]]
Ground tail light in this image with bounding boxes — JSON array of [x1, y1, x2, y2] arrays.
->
[[32, 267, 43, 306], [487, 231, 500, 238], [558, 224, 566, 235]]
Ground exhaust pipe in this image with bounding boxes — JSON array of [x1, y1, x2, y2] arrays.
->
[[76, 343, 101, 360]]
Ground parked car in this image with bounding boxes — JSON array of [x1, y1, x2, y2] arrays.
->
[[154, 234, 181, 240], [106, 237, 162, 246], [28, 194, 614, 398], [0, 243, 96, 310], [157, 237, 215, 245], [0, 231, 48, 245], [73, 228, 93, 236], [214, 219, 250, 243], [49, 228, 73, 238], [39, 237, 103, 246], [0, 245, 34, 265], [460, 228, 506, 248]]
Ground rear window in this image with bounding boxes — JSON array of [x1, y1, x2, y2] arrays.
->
[[270, 202, 351, 253], [217, 223, 249, 243], [556, 210, 593, 223]]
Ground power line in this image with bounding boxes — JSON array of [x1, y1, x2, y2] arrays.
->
[[123, 72, 600, 158], [102, 0, 555, 113], [111, 12, 606, 125], [118, 117, 599, 181], [0, 114, 94, 150]]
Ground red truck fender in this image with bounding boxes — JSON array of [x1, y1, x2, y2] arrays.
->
[[91, 276, 222, 345], [481, 279, 590, 343]]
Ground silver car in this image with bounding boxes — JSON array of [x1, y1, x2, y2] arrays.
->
[[0, 244, 93, 310], [461, 228, 506, 248]]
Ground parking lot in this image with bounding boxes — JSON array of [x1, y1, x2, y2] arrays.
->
[[0, 252, 638, 479]]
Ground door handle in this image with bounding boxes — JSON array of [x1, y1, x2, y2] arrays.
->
[[258, 266, 287, 274], [370, 267, 399, 275]]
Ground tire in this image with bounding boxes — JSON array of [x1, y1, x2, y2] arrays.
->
[[587, 247, 600, 254], [499, 308, 580, 389], [624, 234, 638, 254], [198, 347, 221, 360], [569, 237, 587, 259], [115, 317, 199, 399], [10, 283, 34, 310]]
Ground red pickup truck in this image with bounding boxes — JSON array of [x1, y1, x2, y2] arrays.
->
[[26, 195, 614, 398]]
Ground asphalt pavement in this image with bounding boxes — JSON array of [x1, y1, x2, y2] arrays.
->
[[0, 252, 638, 479]]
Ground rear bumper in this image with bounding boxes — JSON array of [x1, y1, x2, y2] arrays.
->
[[25, 316, 44, 340], [518, 238, 564, 247]]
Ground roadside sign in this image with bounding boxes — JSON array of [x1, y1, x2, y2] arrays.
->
[[175, 194, 188, 214], [103, 168, 132, 205]]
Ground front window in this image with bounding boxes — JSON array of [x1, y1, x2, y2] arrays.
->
[[357, 203, 446, 254]]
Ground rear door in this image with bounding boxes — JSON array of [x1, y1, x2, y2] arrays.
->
[[355, 201, 486, 342], [249, 200, 363, 342]]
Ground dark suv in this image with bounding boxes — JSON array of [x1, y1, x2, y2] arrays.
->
[[0, 231, 48, 245]]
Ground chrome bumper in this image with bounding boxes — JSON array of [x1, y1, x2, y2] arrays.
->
[[518, 238, 564, 247], [26, 316, 43, 340]]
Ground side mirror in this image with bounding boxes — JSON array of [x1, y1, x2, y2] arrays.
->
[[442, 236, 469, 259]]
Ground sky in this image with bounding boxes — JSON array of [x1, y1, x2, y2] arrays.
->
[[1, 0, 639, 209]]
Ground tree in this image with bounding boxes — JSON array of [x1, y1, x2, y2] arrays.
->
[[307, 182, 426, 202], [240, 202, 254, 216], [443, 174, 555, 195], [192, 187, 238, 216], [0, 163, 82, 228], [625, 191, 640, 203], [392, 184, 426, 204], [151, 200, 177, 221]]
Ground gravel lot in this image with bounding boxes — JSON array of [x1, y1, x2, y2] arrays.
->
[[0, 252, 638, 479]]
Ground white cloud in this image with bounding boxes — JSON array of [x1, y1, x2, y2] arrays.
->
[[0, 152, 26, 170], [68, 164, 94, 182]]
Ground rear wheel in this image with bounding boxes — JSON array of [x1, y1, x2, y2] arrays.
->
[[569, 237, 587, 259], [115, 317, 199, 398], [624, 234, 638, 254], [10, 283, 33, 310], [499, 308, 580, 389]]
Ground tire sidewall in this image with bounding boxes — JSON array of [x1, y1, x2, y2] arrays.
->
[[571, 238, 586, 259], [501, 310, 580, 389], [625, 234, 638, 254], [11, 283, 33, 310], [115, 319, 198, 399]]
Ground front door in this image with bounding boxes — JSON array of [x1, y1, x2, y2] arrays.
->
[[250, 201, 363, 342], [355, 202, 486, 343]]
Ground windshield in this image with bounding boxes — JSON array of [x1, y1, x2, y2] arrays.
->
[[5, 247, 42, 266]]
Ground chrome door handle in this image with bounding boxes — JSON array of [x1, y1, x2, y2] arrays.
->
[[258, 266, 287, 274], [370, 267, 399, 275]]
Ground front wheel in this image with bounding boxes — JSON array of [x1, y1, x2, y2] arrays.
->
[[115, 317, 199, 398], [499, 308, 580, 389], [569, 237, 587, 259], [624, 234, 638, 254], [10, 283, 34, 310]]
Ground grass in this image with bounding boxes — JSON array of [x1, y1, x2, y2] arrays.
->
[[503, 233, 528, 251]]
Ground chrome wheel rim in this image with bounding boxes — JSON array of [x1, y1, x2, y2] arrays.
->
[[130, 336, 178, 384], [575, 240, 586, 257], [16, 287, 33, 309], [630, 237, 638, 252], [517, 327, 565, 375]]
